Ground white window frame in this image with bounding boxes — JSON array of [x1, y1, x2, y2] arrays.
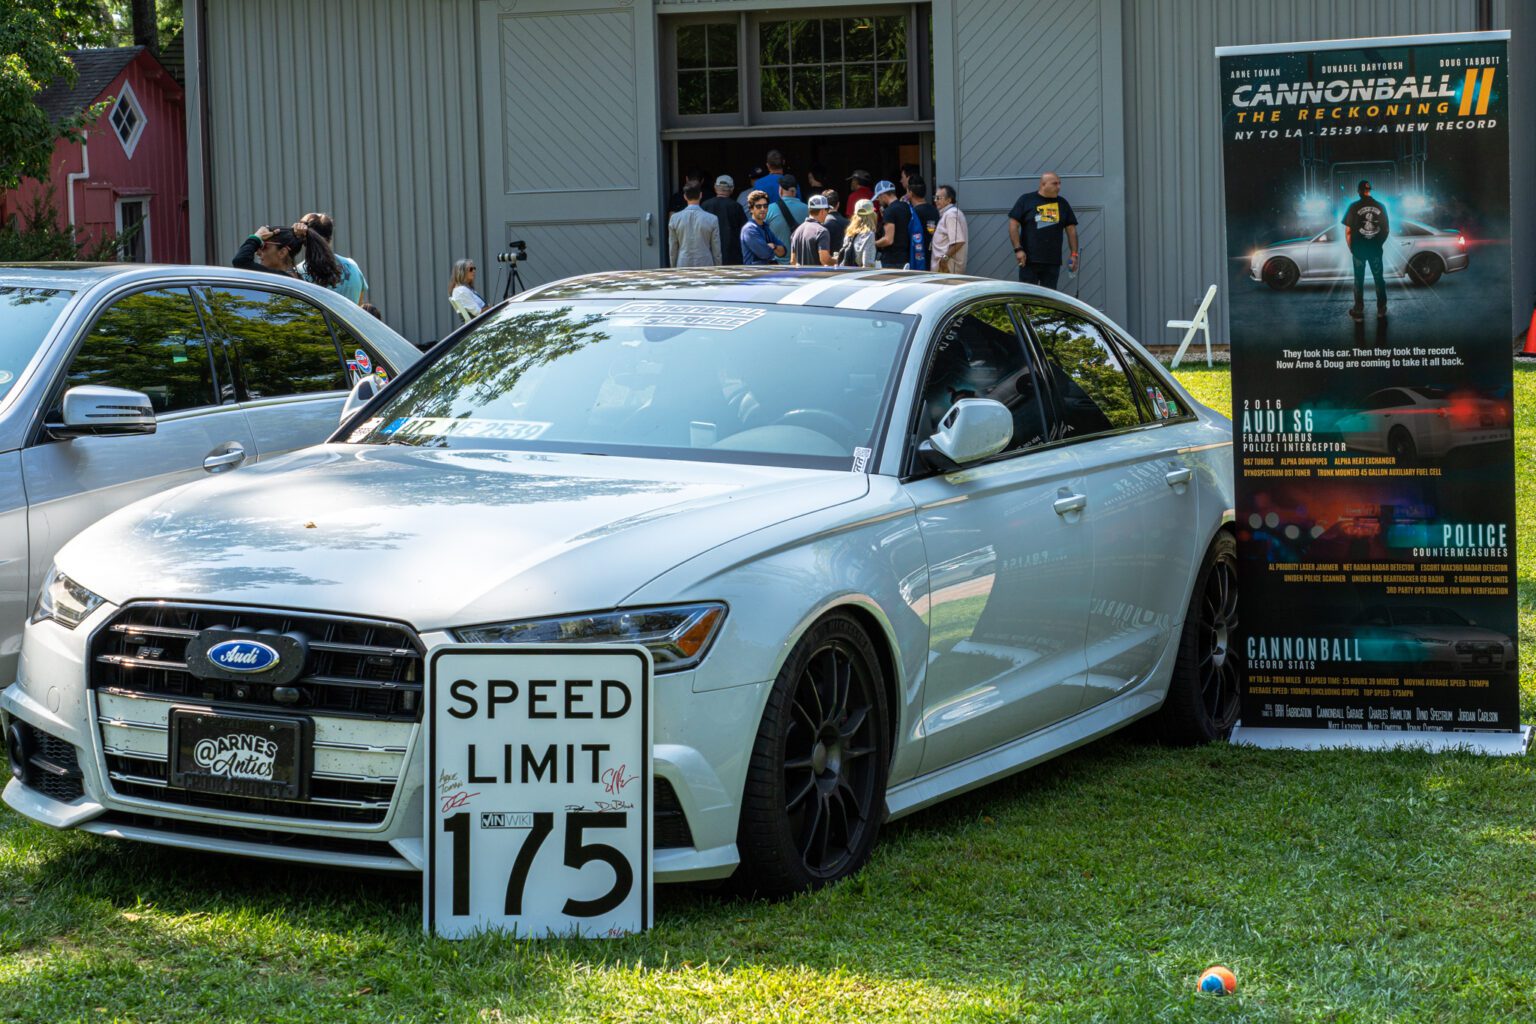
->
[[109, 82, 147, 159], [115, 196, 152, 262]]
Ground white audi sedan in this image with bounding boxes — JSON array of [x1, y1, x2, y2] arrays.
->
[[2, 268, 1235, 894]]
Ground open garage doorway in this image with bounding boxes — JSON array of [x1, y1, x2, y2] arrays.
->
[[669, 131, 927, 210]]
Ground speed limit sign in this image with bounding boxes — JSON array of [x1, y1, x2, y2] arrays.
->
[[425, 645, 652, 938]]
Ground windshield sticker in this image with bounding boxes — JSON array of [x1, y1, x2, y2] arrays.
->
[[0, 371, 12, 386], [346, 417, 383, 443], [386, 416, 551, 442], [851, 446, 872, 473], [608, 302, 766, 331]]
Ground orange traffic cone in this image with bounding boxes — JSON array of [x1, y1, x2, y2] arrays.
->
[[1520, 303, 1536, 359]]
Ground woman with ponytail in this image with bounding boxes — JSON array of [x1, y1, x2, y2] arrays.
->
[[299, 212, 369, 303], [292, 220, 344, 289]]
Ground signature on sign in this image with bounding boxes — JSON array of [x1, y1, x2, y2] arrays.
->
[[440, 789, 479, 813], [601, 764, 637, 795], [437, 769, 463, 796]]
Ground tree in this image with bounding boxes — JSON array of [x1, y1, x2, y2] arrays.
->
[[0, 2, 106, 192]]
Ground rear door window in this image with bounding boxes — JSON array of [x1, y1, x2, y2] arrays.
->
[[1113, 337, 1187, 423], [64, 287, 215, 413], [1020, 303, 1142, 441], [329, 316, 395, 385], [199, 287, 348, 398]]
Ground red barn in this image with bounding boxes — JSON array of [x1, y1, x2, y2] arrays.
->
[[2, 47, 188, 263]]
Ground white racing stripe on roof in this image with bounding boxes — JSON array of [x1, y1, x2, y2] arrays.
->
[[834, 276, 932, 310], [776, 271, 873, 306]]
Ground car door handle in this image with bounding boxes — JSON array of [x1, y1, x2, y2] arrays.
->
[[203, 444, 247, 473], [1053, 492, 1087, 516], [1165, 467, 1193, 487]]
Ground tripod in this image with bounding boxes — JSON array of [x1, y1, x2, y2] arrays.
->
[[498, 257, 526, 300]]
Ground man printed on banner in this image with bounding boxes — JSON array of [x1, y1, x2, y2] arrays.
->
[[1344, 179, 1390, 321]]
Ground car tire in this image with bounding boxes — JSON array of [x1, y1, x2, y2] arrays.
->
[[1407, 252, 1444, 286], [1388, 427, 1418, 463], [1261, 257, 1299, 290], [735, 612, 890, 896], [1145, 532, 1241, 745]]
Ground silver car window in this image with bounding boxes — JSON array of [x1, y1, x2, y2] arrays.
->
[[1021, 303, 1142, 440], [349, 300, 912, 468], [63, 287, 216, 413], [200, 287, 348, 398], [0, 286, 75, 403]]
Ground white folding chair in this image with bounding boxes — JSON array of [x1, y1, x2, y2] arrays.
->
[[1168, 284, 1218, 368], [449, 296, 475, 324]]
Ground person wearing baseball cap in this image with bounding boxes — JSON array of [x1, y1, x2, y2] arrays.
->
[[790, 193, 836, 267], [702, 174, 746, 265], [845, 170, 874, 217], [873, 180, 912, 268]]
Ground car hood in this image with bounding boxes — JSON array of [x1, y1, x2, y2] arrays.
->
[[58, 446, 870, 629], [1392, 625, 1509, 644]]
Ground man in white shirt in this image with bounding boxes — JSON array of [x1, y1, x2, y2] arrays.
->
[[668, 183, 721, 268], [932, 184, 970, 275]]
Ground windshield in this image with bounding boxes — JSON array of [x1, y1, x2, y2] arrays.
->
[[348, 300, 912, 469], [0, 286, 75, 403]]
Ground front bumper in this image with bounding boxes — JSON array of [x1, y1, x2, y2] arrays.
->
[[3, 610, 769, 883]]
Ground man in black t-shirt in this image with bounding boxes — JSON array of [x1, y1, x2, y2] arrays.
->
[[1343, 179, 1390, 320], [1008, 172, 1079, 290], [906, 177, 941, 271], [874, 180, 910, 268]]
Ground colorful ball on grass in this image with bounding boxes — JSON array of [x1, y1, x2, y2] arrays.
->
[[1198, 966, 1237, 995]]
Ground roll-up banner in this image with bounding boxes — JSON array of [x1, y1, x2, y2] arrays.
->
[[1216, 31, 1529, 754]]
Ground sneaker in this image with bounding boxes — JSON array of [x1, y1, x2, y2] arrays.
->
[[1348, 306, 1363, 321]]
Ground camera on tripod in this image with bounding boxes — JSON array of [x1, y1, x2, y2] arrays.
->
[[495, 240, 530, 266]]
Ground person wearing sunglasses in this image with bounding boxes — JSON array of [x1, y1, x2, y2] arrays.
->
[[231, 223, 303, 277], [740, 190, 786, 266], [448, 258, 486, 322]]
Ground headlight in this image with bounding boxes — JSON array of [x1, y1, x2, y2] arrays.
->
[[453, 603, 727, 673], [31, 567, 106, 629]]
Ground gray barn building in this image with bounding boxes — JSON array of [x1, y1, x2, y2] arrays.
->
[[185, 0, 1532, 347]]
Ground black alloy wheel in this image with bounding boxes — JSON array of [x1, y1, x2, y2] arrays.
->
[[1262, 257, 1299, 290], [1408, 252, 1444, 286], [1388, 427, 1419, 463], [736, 613, 890, 896], [1145, 532, 1242, 744]]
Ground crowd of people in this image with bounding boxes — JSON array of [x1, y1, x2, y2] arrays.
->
[[666, 150, 976, 274], [232, 155, 1083, 331]]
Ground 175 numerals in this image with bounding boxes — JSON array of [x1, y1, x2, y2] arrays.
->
[[442, 811, 633, 918]]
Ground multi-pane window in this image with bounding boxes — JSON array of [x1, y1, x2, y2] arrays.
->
[[676, 22, 739, 116], [759, 15, 908, 112], [109, 86, 146, 157]]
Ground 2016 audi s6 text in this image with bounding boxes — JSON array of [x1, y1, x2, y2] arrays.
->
[[2, 267, 1236, 894]]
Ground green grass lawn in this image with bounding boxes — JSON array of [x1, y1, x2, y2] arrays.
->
[[1, 367, 1532, 1023]]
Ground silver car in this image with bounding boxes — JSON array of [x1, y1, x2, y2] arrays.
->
[[0, 264, 420, 687], [1249, 220, 1469, 289], [2, 268, 1235, 894]]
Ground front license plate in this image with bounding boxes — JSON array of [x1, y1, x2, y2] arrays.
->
[[169, 708, 310, 800]]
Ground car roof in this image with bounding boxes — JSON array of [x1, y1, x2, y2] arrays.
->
[[513, 266, 1054, 317], [0, 262, 145, 289]]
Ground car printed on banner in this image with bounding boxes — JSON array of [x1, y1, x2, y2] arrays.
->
[[0, 264, 420, 690], [1346, 606, 1516, 674], [1334, 386, 1511, 461], [2, 267, 1235, 895], [1249, 220, 1469, 289]]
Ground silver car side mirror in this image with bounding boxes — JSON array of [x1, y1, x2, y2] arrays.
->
[[920, 398, 1013, 470], [52, 385, 157, 438], [339, 374, 381, 422]]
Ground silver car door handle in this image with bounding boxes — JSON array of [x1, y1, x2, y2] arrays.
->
[[203, 445, 247, 472], [1166, 467, 1193, 487], [1053, 493, 1087, 516]]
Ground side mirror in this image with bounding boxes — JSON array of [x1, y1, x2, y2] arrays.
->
[[339, 373, 381, 422], [51, 385, 156, 438], [919, 398, 1013, 470]]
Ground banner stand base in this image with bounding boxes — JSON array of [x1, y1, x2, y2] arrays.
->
[[1229, 723, 1532, 757]]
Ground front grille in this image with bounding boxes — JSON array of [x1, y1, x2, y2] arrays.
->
[[17, 723, 85, 803], [654, 777, 694, 849], [1455, 642, 1500, 655], [91, 604, 424, 721], [90, 603, 421, 827]]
